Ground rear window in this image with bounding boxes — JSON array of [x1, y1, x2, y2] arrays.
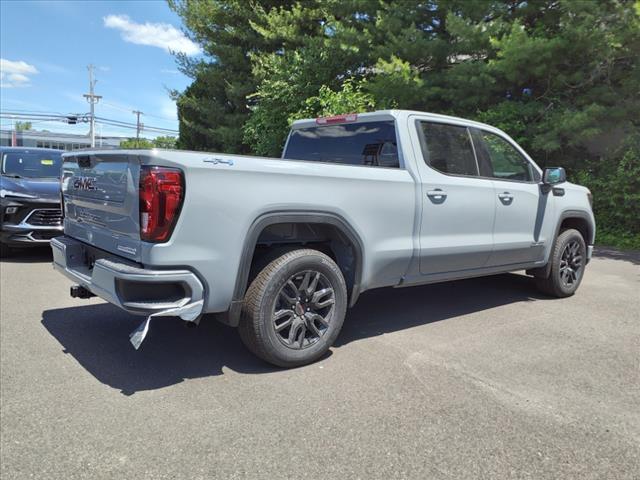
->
[[284, 121, 400, 168], [1, 150, 63, 179]]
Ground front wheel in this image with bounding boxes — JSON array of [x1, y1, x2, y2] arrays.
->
[[536, 228, 587, 297], [239, 249, 348, 368]]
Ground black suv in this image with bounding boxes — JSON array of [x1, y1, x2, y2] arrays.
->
[[0, 147, 64, 256]]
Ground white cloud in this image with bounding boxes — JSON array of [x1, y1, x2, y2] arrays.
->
[[103, 14, 200, 56], [0, 58, 39, 88]]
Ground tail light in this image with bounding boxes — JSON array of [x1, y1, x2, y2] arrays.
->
[[316, 113, 358, 125], [139, 166, 184, 242]]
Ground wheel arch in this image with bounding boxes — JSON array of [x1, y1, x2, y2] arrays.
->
[[532, 209, 595, 279], [557, 210, 595, 246], [227, 211, 365, 327]]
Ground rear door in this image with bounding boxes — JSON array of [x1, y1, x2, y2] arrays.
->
[[410, 119, 496, 275], [61, 153, 141, 261], [470, 129, 549, 266]]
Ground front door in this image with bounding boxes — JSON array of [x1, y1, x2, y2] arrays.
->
[[411, 119, 496, 275], [470, 128, 551, 266]]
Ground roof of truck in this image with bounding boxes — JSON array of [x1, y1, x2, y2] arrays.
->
[[290, 110, 496, 132]]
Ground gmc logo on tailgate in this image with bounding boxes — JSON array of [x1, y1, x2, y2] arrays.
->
[[73, 176, 97, 191]]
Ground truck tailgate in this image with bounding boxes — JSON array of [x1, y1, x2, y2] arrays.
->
[[61, 153, 141, 262]]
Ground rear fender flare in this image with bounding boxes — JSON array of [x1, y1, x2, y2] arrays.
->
[[227, 211, 364, 326]]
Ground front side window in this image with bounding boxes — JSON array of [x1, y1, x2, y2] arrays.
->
[[417, 121, 478, 176], [283, 121, 399, 168], [1, 151, 63, 178], [474, 130, 535, 182]]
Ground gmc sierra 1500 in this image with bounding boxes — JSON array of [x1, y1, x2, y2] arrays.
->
[[51, 110, 595, 367]]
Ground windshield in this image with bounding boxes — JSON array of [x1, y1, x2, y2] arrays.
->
[[1, 151, 63, 179]]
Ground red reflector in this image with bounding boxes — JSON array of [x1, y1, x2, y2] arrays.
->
[[139, 166, 184, 242], [315, 113, 358, 125]]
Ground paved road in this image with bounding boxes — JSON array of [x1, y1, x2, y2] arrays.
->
[[1, 248, 638, 479]]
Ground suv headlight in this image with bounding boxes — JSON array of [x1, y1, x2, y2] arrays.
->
[[0, 189, 36, 199]]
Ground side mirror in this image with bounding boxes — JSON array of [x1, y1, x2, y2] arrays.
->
[[543, 167, 566, 185]]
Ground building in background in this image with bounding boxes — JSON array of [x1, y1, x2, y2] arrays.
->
[[0, 129, 124, 150]]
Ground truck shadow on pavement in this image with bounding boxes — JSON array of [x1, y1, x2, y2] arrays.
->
[[41, 273, 550, 396], [337, 273, 545, 346], [41, 305, 274, 396], [1, 247, 52, 263]]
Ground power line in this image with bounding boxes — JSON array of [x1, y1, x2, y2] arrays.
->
[[1, 112, 179, 135], [0, 108, 66, 115], [2, 63, 180, 141], [96, 120, 177, 135], [0, 119, 62, 127], [94, 116, 174, 131], [95, 118, 178, 134], [0, 112, 87, 120], [103, 101, 177, 123]]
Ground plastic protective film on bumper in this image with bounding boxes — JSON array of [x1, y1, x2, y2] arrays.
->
[[129, 299, 204, 350]]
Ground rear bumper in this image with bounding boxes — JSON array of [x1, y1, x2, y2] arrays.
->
[[51, 236, 205, 319]]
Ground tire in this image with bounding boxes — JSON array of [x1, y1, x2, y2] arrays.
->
[[536, 228, 587, 297], [239, 248, 348, 368]]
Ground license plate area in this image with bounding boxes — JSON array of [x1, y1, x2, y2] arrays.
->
[[66, 239, 139, 274]]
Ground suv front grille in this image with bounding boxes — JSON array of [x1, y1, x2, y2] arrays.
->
[[25, 209, 63, 227]]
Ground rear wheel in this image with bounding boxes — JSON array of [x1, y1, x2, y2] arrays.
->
[[536, 228, 586, 297], [239, 248, 347, 367]]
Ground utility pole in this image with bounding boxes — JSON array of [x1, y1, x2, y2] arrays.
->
[[133, 110, 144, 147], [11, 119, 17, 147], [83, 64, 102, 148]]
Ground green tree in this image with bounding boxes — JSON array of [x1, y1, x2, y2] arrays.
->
[[171, 0, 640, 246], [152, 136, 177, 149], [14, 121, 32, 131], [168, 0, 288, 153], [119, 136, 178, 149], [119, 138, 154, 149]]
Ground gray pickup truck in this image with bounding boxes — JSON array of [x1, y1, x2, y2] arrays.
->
[[51, 110, 595, 367]]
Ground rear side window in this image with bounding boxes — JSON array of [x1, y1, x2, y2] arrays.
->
[[417, 122, 478, 176], [472, 130, 536, 182], [284, 121, 399, 168]]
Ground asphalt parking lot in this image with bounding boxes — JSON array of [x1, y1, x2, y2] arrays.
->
[[1, 248, 638, 479]]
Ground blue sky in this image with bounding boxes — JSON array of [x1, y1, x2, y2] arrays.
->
[[0, 0, 199, 138]]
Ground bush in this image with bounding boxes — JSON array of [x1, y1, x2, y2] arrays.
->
[[575, 135, 640, 249]]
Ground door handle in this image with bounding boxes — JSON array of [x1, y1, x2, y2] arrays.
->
[[427, 189, 447, 199], [498, 192, 514, 204]]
